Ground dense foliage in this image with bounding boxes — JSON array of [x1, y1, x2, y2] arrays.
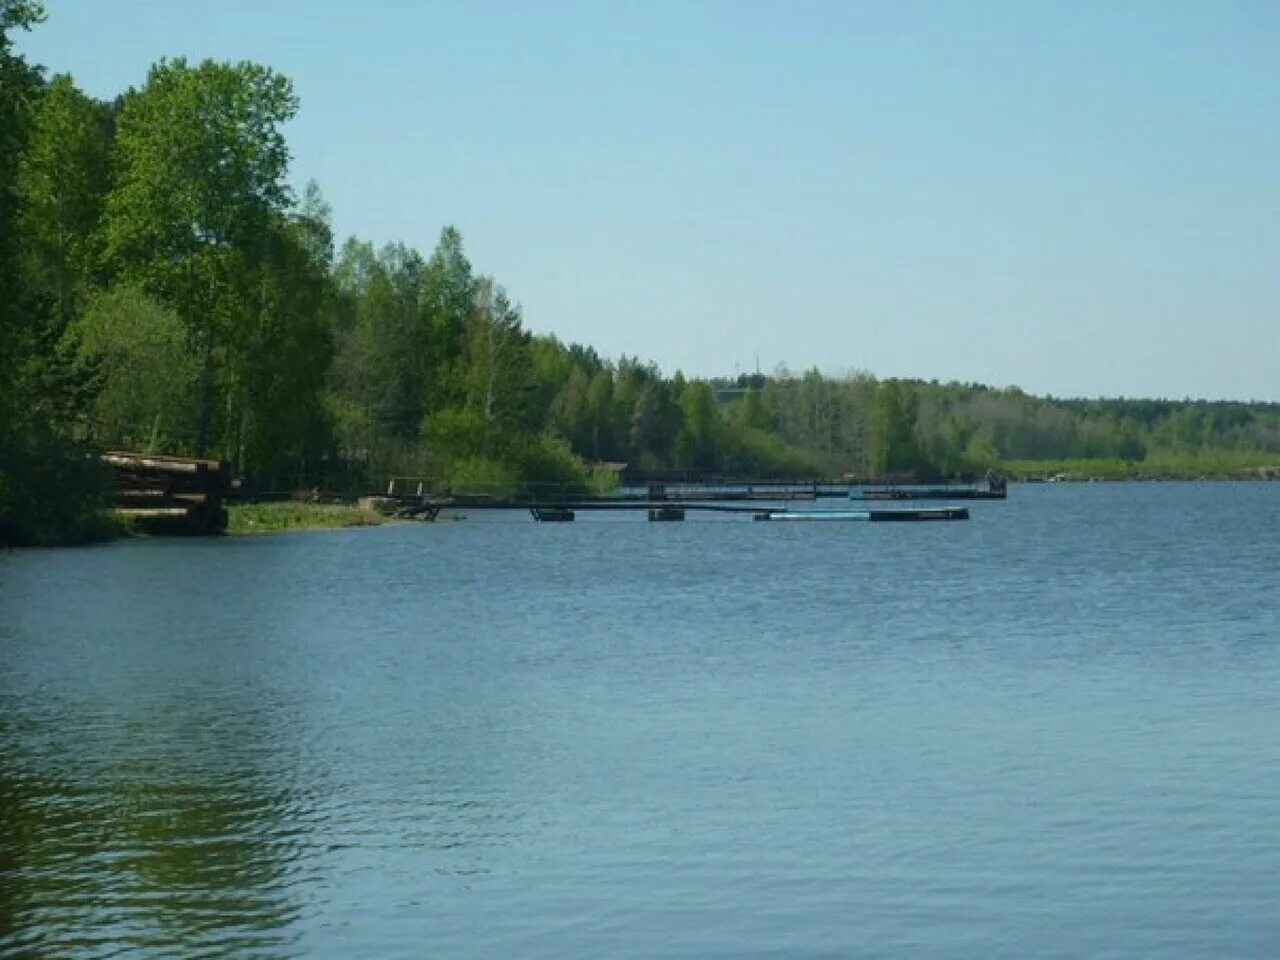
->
[[2, 13, 1277, 542]]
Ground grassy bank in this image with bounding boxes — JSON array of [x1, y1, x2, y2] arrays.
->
[[226, 501, 389, 535], [1001, 450, 1280, 481]]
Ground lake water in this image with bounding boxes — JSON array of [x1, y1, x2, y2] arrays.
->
[[2, 483, 1279, 959]]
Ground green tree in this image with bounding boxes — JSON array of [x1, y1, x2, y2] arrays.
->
[[63, 285, 199, 451], [0, 0, 45, 368], [963, 425, 999, 472], [15, 73, 111, 332], [679, 380, 719, 472], [611, 359, 644, 457], [228, 214, 335, 480], [868, 380, 918, 477], [629, 383, 665, 461], [740, 386, 770, 430], [102, 57, 298, 455], [327, 239, 424, 466], [548, 364, 592, 451], [458, 276, 534, 440], [529, 335, 574, 423], [0, 3, 110, 545], [585, 369, 614, 461], [420, 225, 474, 410]]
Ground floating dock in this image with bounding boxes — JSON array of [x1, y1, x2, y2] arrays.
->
[[379, 477, 985, 524], [387, 476, 1008, 505], [377, 491, 975, 523], [754, 507, 969, 522], [854, 488, 1004, 501], [519, 502, 969, 522], [851, 475, 1006, 501]]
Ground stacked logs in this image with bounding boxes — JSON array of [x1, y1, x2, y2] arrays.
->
[[102, 452, 230, 535]]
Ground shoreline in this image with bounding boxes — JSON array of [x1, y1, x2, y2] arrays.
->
[[224, 501, 393, 535], [1003, 469, 1280, 483], [10, 477, 1276, 549]]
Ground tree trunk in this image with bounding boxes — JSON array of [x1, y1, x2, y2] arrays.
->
[[194, 329, 213, 457]]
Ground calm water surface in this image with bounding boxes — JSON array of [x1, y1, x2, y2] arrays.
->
[[2, 484, 1278, 958]]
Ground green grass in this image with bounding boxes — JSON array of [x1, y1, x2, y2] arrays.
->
[[1002, 450, 1280, 481], [226, 501, 389, 534]]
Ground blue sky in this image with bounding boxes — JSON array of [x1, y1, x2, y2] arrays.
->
[[18, 1, 1280, 400]]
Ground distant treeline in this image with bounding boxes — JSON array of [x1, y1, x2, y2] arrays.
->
[[2, 5, 1278, 543]]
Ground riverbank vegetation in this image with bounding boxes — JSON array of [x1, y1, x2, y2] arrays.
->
[[225, 502, 387, 535], [3, 4, 1278, 544], [1002, 450, 1280, 482]]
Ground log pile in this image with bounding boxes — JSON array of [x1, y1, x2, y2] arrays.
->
[[102, 452, 230, 535]]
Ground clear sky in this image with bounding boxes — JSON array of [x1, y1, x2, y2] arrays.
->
[[17, 1, 1280, 400]]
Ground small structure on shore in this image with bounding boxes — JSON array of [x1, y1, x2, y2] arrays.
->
[[103, 452, 229, 535]]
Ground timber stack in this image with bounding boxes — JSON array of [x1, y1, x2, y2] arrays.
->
[[103, 452, 230, 535]]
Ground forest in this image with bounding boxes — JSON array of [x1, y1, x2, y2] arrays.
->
[[3, 3, 1279, 544]]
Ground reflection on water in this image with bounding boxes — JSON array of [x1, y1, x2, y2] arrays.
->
[[0, 705, 306, 958], [2, 483, 1280, 958]]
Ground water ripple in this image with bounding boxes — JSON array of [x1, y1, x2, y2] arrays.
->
[[2, 483, 1279, 958]]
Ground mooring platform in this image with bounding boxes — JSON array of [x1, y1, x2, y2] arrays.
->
[[754, 507, 970, 522], [523, 503, 970, 522]]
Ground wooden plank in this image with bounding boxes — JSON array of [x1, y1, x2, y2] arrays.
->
[[103, 450, 224, 469], [115, 488, 172, 501], [114, 507, 194, 519], [102, 453, 203, 475]]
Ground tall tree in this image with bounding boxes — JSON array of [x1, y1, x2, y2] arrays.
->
[[679, 381, 719, 472], [62, 285, 198, 452], [630, 380, 678, 466], [102, 57, 298, 455], [739, 387, 770, 431], [228, 213, 335, 479], [585, 369, 614, 461], [548, 364, 592, 451], [458, 276, 533, 441], [15, 73, 111, 332], [0, 0, 45, 365], [420, 225, 474, 410], [1, 2, 108, 545], [868, 381, 919, 477], [328, 239, 424, 464]]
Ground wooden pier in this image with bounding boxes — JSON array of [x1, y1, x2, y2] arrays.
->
[[857, 489, 1004, 500], [377, 476, 988, 524], [753, 506, 970, 522], [385, 475, 1008, 505], [516, 501, 967, 522], [853, 476, 1006, 501]]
